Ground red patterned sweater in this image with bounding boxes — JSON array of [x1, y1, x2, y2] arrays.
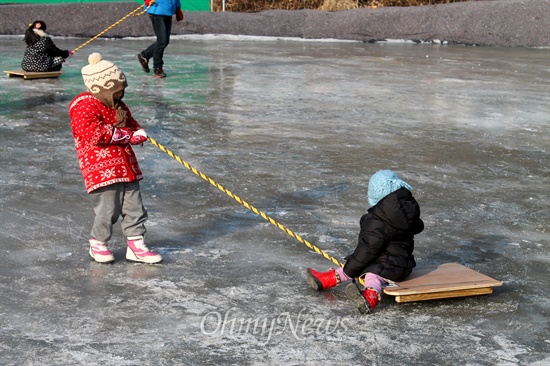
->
[[69, 92, 143, 193]]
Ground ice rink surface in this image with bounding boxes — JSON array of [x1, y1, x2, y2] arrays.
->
[[1, 36, 549, 365]]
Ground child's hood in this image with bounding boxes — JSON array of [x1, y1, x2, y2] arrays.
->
[[368, 188, 423, 234]]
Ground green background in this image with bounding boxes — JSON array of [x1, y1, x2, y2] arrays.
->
[[0, 0, 210, 11]]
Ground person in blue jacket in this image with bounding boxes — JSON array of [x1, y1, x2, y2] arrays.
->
[[137, 0, 183, 78]]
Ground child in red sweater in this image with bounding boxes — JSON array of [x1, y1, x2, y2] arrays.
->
[[69, 53, 162, 264]]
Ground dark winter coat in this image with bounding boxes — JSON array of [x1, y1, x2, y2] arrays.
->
[[343, 188, 424, 281], [21, 33, 69, 72]]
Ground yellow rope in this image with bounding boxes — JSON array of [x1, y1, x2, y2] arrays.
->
[[72, 3, 151, 54], [148, 137, 366, 286]]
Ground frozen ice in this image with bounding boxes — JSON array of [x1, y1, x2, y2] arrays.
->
[[0, 36, 549, 365]]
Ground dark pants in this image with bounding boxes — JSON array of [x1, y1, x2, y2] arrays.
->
[[142, 14, 172, 70]]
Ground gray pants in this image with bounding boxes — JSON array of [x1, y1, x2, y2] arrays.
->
[[89, 181, 148, 242]]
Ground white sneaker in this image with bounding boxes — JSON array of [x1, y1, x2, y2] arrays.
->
[[126, 236, 162, 264], [89, 238, 115, 263]]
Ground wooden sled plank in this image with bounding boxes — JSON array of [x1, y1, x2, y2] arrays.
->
[[394, 287, 495, 303], [383, 263, 502, 303], [4, 70, 63, 79]]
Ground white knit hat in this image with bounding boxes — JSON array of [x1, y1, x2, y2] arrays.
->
[[81, 53, 127, 107]]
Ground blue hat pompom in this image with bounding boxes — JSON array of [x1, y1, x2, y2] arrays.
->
[[368, 170, 412, 206]]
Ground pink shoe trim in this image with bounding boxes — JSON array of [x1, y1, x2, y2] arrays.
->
[[126, 238, 162, 263], [128, 241, 158, 257], [90, 245, 113, 256], [89, 239, 114, 263]]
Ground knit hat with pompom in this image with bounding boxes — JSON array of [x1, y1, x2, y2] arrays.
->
[[81, 52, 127, 109], [368, 170, 413, 207]]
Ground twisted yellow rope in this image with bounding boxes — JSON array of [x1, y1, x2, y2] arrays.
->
[[148, 137, 345, 266], [148, 137, 367, 286], [72, 3, 151, 54]]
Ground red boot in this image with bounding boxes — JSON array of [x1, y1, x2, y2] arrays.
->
[[345, 282, 380, 314], [306, 268, 340, 291]]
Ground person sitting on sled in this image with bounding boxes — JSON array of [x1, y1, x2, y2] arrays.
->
[[22, 20, 72, 72], [306, 170, 424, 314], [69, 53, 162, 264]]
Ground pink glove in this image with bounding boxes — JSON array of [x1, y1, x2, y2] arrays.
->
[[176, 8, 184, 22], [67, 50, 74, 58], [130, 128, 147, 145], [111, 127, 132, 144]]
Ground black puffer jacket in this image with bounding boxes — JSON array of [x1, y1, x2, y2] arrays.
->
[[343, 188, 424, 281]]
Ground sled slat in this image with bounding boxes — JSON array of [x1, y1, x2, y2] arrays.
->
[[4, 70, 63, 79], [383, 263, 502, 303]]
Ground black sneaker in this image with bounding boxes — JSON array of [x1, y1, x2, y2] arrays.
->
[[154, 68, 167, 78], [137, 54, 150, 73]]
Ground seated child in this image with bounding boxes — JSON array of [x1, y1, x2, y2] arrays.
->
[[21, 20, 72, 72], [306, 170, 424, 314]]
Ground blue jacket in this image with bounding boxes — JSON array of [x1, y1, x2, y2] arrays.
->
[[146, 0, 181, 16]]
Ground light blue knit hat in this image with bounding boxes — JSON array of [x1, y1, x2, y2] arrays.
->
[[368, 170, 413, 206]]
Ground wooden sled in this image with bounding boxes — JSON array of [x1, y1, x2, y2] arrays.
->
[[3, 70, 63, 80], [383, 263, 502, 303]]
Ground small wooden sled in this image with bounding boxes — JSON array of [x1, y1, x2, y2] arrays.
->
[[383, 263, 502, 303], [3, 69, 63, 80]]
